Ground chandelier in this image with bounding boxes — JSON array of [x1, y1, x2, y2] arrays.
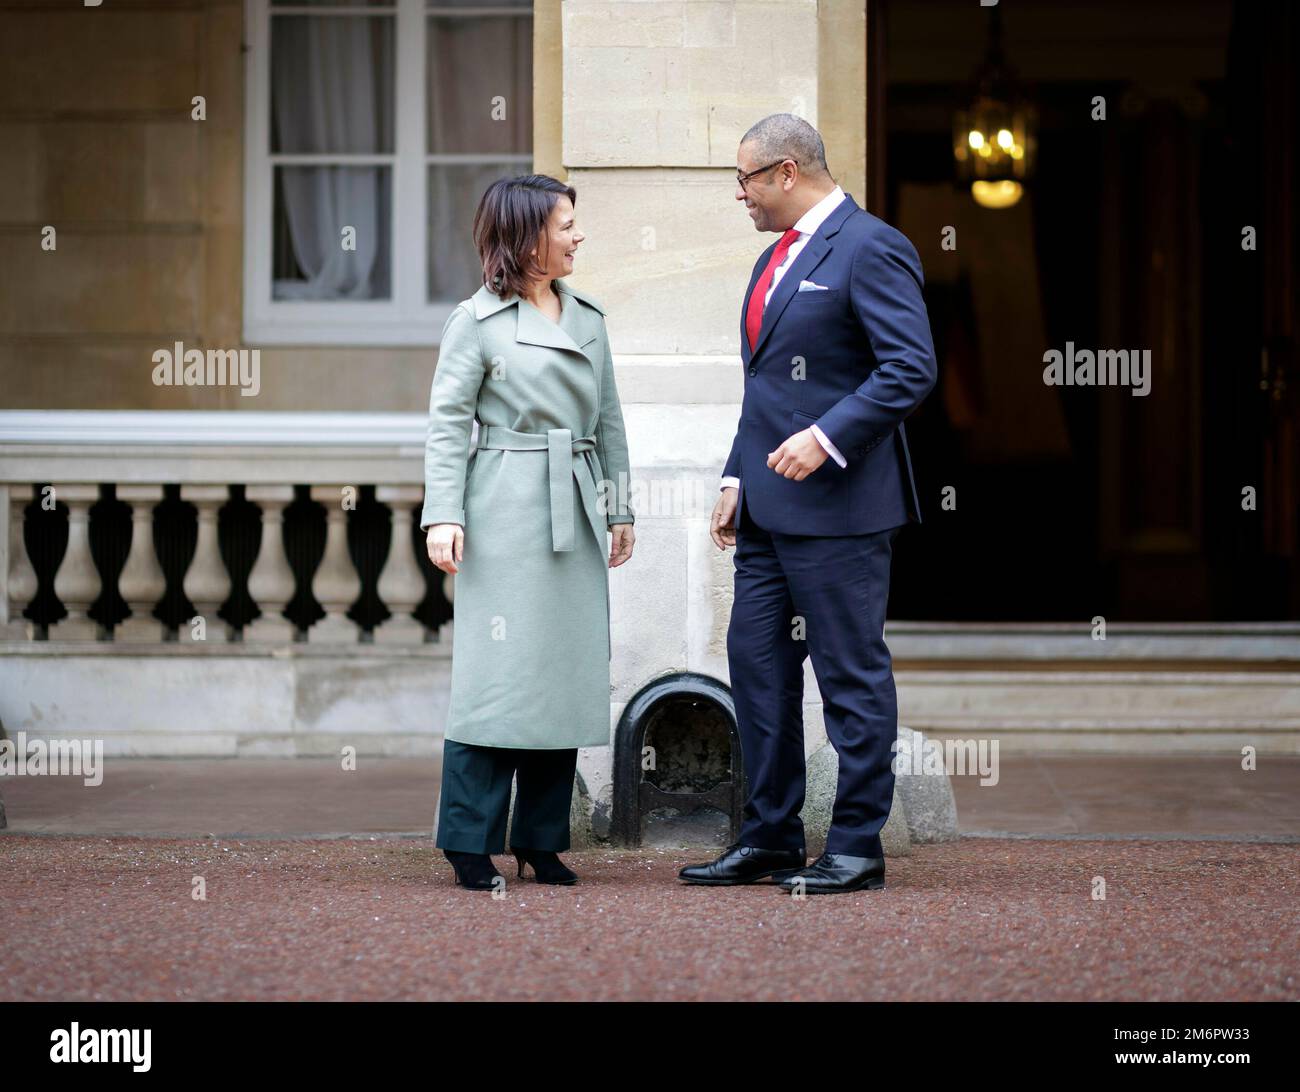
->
[[953, 7, 1037, 209]]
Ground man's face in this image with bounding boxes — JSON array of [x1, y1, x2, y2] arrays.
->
[[736, 141, 791, 233]]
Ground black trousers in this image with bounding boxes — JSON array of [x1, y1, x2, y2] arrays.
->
[[435, 740, 577, 854]]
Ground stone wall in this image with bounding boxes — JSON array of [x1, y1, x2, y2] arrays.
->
[[0, 0, 863, 413]]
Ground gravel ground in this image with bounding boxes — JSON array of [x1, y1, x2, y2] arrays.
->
[[2, 834, 1295, 1002]]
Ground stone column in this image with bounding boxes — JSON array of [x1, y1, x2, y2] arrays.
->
[[115, 484, 166, 643], [245, 485, 296, 642], [308, 484, 362, 643], [180, 484, 231, 643], [3, 485, 38, 639], [553, 1, 864, 801], [560, 0, 830, 355], [50, 484, 102, 640], [375, 485, 427, 644]]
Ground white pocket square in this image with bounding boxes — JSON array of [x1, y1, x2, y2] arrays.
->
[[797, 280, 830, 292]]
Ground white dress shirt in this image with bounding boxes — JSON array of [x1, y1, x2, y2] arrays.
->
[[722, 185, 848, 491]]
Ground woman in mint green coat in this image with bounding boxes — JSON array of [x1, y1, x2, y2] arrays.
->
[[421, 174, 635, 890]]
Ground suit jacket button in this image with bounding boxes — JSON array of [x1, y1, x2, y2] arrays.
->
[[747, 367, 756, 376]]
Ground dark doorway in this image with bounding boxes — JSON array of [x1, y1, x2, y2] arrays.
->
[[874, 0, 1299, 622]]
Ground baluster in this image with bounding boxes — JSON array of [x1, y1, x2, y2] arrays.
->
[[180, 484, 231, 643], [4, 485, 38, 639], [115, 484, 166, 642], [309, 484, 362, 643], [50, 484, 102, 640], [245, 485, 295, 642], [374, 485, 427, 644]]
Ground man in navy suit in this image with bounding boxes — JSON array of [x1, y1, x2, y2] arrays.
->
[[679, 114, 936, 894]]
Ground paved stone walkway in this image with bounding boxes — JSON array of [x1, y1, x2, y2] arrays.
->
[[1, 835, 1294, 1001], [3, 754, 1296, 840], [1, 756, 1296, 1000]]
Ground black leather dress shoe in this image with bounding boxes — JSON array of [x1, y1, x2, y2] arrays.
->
[[777, 851, 885, 894], [678, 842, 806, 885]]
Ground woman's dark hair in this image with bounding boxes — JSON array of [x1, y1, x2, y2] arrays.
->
[[473, 174, 577, 301]]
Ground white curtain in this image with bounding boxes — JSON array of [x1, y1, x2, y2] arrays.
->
[[426, 14, 531, 301], [272, 16, 393, 300]]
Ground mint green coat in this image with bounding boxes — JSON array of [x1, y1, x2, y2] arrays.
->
[[420, 278, 634, 749]]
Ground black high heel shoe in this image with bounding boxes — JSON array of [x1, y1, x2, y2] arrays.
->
[[510, 846, 577, 885], [444, 849, 503, 890]]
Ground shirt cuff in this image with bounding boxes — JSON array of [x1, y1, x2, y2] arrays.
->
[[810, 424, 848, 469], [720, 475, 740, 491]]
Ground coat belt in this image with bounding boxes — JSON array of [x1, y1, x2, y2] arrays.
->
[[476, 425, 599, 552]]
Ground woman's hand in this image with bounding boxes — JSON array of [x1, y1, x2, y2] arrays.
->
[[608, 524, 635, 568], [426, 523, 464, 574]]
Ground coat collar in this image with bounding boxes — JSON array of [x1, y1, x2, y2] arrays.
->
[[468, 278, 602, 365], [469, 277, 605, 320]]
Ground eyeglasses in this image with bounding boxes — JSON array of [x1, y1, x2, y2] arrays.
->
[[736, 158, 793, 192]]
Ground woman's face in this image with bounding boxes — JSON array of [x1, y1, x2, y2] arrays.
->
[[530, 195, 584, 282]]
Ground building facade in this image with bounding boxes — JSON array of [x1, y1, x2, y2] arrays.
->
[[2, 0, 1296, 821]]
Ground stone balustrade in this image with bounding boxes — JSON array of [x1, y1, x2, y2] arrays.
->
[[0, 411, 447, 645], [3, 408, 1299, 761]]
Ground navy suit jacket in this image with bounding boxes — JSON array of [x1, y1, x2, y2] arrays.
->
[[724, 192, 937, 536]]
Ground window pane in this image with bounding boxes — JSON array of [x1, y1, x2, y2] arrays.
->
[[274, 166, 392, 301], [427, 15, 532, 155], [428, 162, 530, 302], [271, 15, 395, 155]]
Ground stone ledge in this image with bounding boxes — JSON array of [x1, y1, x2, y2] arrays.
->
[[0, 640, 450, 660], [886, 621, 1300, 663], [0, 651, 452, 757], [896, 668, 1300, 753]]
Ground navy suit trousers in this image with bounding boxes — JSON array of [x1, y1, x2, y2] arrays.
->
[[728, 493, 901, 858]]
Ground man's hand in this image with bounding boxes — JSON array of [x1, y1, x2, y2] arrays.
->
[[767, 428, 828, 480], [710, 486, 738, 550], [609, 523, 635, 568], [426, 523, 463, 573]]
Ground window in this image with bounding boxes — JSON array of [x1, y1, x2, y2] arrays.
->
[[244, 0, 534, 345]]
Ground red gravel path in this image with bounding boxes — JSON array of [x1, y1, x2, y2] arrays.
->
[[2, 835, 1295, 1001]]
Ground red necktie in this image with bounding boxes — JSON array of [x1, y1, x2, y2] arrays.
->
[[745, 228, 801, 352]]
